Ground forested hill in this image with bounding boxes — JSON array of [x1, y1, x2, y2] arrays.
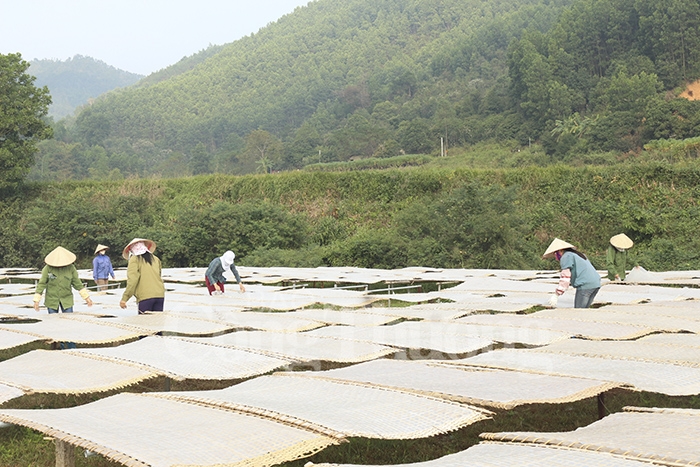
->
[[42, 0, 700, 180], [29, 56, 143, 119]]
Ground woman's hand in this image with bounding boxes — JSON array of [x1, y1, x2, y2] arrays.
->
[[120, 300, 127, 309]]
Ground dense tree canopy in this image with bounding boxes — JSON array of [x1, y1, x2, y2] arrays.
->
[[29, 0, 700, 180], [0, 53, 52, 193], [29, 55, 143, 118]]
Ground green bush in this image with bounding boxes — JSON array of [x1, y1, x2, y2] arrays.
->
[[243, 246, 327, 268], [324, 229, 409, 269], [158, 201, 311, 267], [4, 161, 700, 272]]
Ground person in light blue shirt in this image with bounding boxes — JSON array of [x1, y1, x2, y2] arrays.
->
[[93, 244, 115, 291], [543, 238, 601, 308]]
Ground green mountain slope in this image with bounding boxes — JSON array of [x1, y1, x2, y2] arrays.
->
[[67, 0, 570, 163], [45, 0, 700, 179], [30, 55, 143, 119]]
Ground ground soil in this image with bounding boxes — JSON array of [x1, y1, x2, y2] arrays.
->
[[679, 80, 700, 100]]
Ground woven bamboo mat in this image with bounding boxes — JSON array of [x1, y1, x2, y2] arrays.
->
[[365, 290, 547, 312], [445, 276, 555, 294], [0, 267, 34, 275], [599, 303, 700, 322], [641, 333, 700, 347], [0, 283, 36, 296], [64, 312, 237, 336], [0, 382, 25, 405], [307, 442, 654, 467], [164, 283, 300, 310], [456, 348, 700, 396], [0, 315, 146, 344], [457, 313, 654, 340], [298, 359, 619, 409], [0, 302, 34, 318], [482, 408, 700, 465], [167, 284, 381, 310], [277, 287, 380, 308], [0, 349, 155, 394], [367, 304, 474, 321], [183, 331, 397, 364], [160, 373, 490, 439], [441, 293, 550, 312], [534, 308, 700, 333], [596, 283, 700, 304], [536, 337, 700, 368], [0, 328, 42, 350], [71, 335, 291, 380], [310, 320, 569, 348], [157, 266, 538, 286], [0, 392, 339, 467], [625, 266, 700, 285], [306, 323, 495, 355], [169, 309, 325, 332], [287, 309, 399, 326], [233, 266, 470, 285]]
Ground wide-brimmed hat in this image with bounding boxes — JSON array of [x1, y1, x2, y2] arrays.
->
[[94, 244, 110, 254], [45, 246, 77, 267], [610, 233, 633, 249], [122, 238, 156, 259], [542, 238, 577, 258]]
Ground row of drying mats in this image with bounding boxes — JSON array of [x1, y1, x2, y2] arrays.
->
[[0, 266, 698, 466]]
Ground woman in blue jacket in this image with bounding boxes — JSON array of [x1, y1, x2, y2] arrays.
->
[[93, 244, 115, 291]]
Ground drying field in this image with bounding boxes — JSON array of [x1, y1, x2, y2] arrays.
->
[[0, 265, 699, 466]]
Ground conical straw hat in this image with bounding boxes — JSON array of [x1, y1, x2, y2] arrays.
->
[[45, 246, 77, 267], [94, 244, 110, 254], [122, 238, 156, 259], [542, 238, 576, 258], [610, 233, 633, 249]]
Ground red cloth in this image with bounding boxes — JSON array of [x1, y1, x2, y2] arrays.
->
[[205, 276, 225, 295]]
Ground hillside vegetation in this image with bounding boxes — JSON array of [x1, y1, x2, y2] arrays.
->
[[29, 56, 143, 119], [8, 148, 700, 272], [31, 0, 700, 180], [9, 0, 700, 273]]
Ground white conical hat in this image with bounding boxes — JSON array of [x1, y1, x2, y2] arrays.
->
[[94, 244, 110, 254], [122, 238, 156, 259], [610, 233, 633, 249], [45, 246, 77, 267], [542, 238, 576, 258]]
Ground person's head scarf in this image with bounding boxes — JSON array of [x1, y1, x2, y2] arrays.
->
[[220, 250, 235, 271], [130, 242, 149, 256]]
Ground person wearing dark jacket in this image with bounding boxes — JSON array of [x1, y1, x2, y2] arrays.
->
[[205, 250, 245, 295]]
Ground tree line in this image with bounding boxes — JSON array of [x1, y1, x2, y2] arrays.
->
[[1, 160, 699, 272], [18, 0, 691, 180]]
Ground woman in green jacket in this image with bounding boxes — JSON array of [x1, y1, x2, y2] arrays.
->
[[119, 238, 165, 313], [33, 246, 93, 313], [606, 233, 634, 281]]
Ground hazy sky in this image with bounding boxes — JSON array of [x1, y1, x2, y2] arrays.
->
[[0, 0, 312, 75]]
